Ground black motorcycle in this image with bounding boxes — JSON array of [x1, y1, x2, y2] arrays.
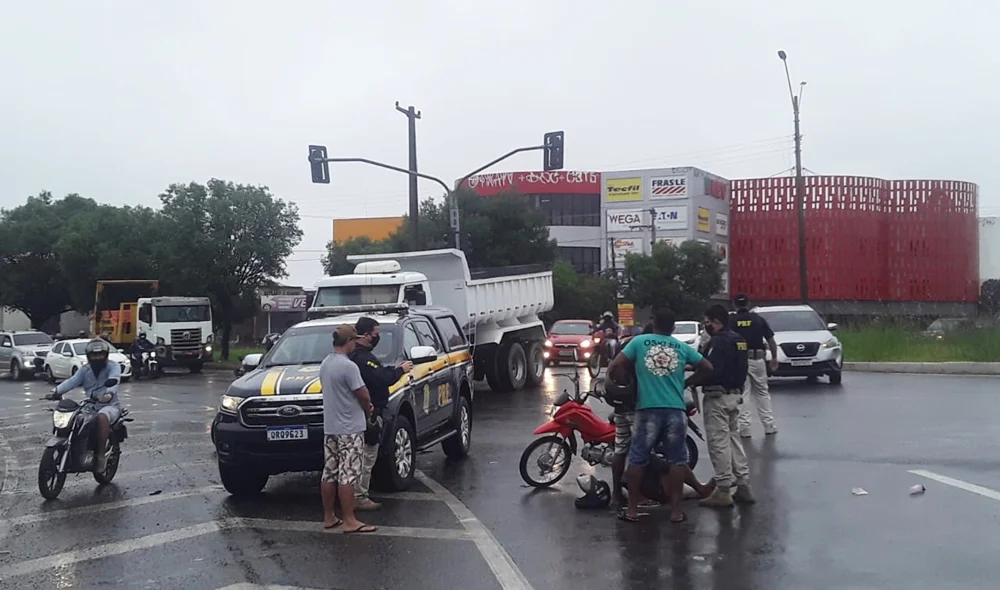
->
[[588, 329, 620, 378], [38, 379, 132, 500]]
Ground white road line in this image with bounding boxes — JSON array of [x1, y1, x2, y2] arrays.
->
[[416, 471, 532, 590], [909, 469, 1000, 501], [0, 517, 473, 579], [369, 491, 439, 501], [0, 485, 223, 527], [0, 430, 21, 500]]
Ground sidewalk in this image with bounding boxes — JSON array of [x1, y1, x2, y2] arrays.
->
[[844, 362, 1000, 376]]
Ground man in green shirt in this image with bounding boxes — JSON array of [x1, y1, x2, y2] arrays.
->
[[610, 308, 712, 524]]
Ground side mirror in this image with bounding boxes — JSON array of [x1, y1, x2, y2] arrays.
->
[[827, 323, 838, 332], [118, 348, 125, 354], [409, 345, 437, 364], [0, 342, 10, 348], [242, 353, 263, 370], [63, 350, 73, 357], [553, 391, 570, 406], [104, 378, 119, 388]]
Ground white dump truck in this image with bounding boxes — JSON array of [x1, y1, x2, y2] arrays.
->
[[309, 248, 554, 392]]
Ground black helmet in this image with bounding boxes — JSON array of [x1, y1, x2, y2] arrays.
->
[[85, 339, 110, 371], [603, 372, 636, 410], [574, 474, 611, 510]]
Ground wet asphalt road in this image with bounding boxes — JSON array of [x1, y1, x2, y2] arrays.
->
[[1, 368, 1000, 589]]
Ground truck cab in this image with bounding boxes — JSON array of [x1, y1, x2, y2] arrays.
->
[[135, 296, 214, 372], [309, 261, 430, 316]]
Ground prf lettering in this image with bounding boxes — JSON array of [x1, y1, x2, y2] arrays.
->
[[736, 341, 748, 351], [736, 320, 752, 327]]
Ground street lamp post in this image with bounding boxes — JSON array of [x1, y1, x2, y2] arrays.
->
[[778, 50, 809, 303]]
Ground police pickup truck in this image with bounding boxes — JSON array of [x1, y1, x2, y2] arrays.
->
[[211, 304, 474, 496]]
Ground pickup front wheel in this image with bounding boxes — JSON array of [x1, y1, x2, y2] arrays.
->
[[376, 414, 416, 491], [218, 462, 268, 497], [442, 396, 472, 459]]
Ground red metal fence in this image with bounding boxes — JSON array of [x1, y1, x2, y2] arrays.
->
[[731, 176, 979, 303]]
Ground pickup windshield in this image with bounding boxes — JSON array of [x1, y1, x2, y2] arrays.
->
[[313, 286, 400, 307], [264, 325, 399, 367], [155, 305, 211, 322], [13, 333, 53, 346]]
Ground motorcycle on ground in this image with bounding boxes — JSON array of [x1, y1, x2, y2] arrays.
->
[[518, 369, 703, 488], [38, 379, 132, 500], [587, 328, 620, 378]]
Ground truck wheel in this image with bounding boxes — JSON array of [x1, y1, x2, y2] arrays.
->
[[375, 413, 416, 491], [218, 462, 268, 496], [525, 342, 544, 388], [10, 360, 22, 381], [497, 342, 527, 391], [442, 396, 472, 459], [483, 358, 502, 391], [189, 362, 204, 374]]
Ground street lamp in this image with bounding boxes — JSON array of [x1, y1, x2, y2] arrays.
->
[[778, 50, 809, 303]]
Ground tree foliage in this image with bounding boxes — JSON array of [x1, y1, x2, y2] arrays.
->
[[542, 262, 617, 325], [981, 279, 1000, 316], [622, 240, 723, 319], [321, 188, 556, 275]]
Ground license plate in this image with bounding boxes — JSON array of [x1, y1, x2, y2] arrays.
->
[[559, 350, 575, 357], [266, 426, 307, 441], [790, 359, 813, 367]]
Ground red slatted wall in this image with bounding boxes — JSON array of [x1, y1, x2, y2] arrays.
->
[[730, 176, 978, 303]]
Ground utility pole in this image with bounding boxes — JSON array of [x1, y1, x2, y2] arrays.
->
[[778, 51, 809, 303], [395, 102, 421, 250], [628, 207, 659, 251]]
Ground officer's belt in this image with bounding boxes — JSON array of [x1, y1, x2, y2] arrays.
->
[[747, 349, 767, 360], [702, 385, 743, 397]]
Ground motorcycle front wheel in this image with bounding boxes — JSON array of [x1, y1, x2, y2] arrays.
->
[[38, 447, 67, 500], [94, 440, 121, 485], [587, 351, 601, 378], [685, 435, 698, 471], [519, 435, 572, 488]]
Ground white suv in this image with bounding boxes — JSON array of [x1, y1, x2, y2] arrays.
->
[[753, 305, 843, 385]]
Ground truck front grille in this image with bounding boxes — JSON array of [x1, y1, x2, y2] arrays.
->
[[239, 397, 324, 427], [170, 328, 202, 352]]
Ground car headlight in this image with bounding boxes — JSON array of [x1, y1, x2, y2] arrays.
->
[[22, 351, 34, 357], [580, 339, 592, 349], [204, 345, 213, 353], [544, 339, 552, 348], [52, 410, 74, 429], [150, 351, 157, 358], [824, 337, 840, 349], [220, 394, 243, 414]]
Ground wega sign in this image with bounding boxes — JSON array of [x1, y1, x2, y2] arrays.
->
[[611, 237, 643, 261], [650, 175, 687, 199], [606, 208, 646, 232], [606, 177, 643, 202]]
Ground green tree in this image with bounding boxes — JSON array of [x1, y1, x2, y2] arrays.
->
[[321, 236, 396, 276], [544, 262, 617, 324], [623, 240, 722, 319], [158, 179, 303, 360], [981, 279, 1000, 316], [0, 192, 98, 328]]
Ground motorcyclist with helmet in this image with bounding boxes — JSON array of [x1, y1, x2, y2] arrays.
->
[[130, 332, 155, 376], [47, 339, 122, 473]]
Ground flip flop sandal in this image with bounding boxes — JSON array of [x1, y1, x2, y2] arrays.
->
[[637, 500, 660, 508], [617, 509, 640, 523], [344, 524, 378, 534], [670, 512, 687, 524], [324, 519, 343, 529]]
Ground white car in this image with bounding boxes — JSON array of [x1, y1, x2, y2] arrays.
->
[[673, 321, 703, 346], [753, 304, 843, 385], [42, 339, 133, 382]]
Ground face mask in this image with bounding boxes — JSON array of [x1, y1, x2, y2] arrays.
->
[[704, 324, 716, 336], [368, 334, 380, 348]]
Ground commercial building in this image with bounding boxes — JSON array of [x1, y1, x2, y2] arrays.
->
[[332, 216, 404, 244]]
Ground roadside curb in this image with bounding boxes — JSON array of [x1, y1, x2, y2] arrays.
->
[[844, 362, 1000, 376]]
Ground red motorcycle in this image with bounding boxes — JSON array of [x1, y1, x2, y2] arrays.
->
[[518, 371, 703, 488]]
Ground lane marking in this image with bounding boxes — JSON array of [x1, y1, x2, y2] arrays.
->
[[909, 469, 1000, 501], [0, 430, 21, 501], [416, 470, 532, 590], [370, 491, 439, 501], [0, 517, 474, 579], [2, 460, 215, 492], [0, 486, 223, 527]]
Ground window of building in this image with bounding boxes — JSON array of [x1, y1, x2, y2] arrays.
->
[[557, 246, 601, 275], [535, 193, 600, 227]]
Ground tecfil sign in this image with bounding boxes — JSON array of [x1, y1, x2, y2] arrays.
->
[[606, 209, 646, 232], [650, 175, 687, 199]]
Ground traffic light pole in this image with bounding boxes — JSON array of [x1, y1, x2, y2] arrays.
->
[[318, 157, 452, 195]]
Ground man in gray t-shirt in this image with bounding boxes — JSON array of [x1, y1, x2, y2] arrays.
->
[[319, 325, 376, 534]]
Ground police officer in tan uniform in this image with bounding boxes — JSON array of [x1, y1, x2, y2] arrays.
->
[[729, 294, 779, 437]]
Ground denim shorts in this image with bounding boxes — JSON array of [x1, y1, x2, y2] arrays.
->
[[627, 408, 688, 467]]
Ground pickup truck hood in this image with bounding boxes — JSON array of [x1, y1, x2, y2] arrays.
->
[[229, 365, 324, 397], [772, 330, 835, 344]]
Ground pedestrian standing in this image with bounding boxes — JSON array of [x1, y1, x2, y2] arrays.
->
[[349, 317, 413, 511], [319, 325, 377, 534], [729, 294, 779, 437], [694, 304, 755, 507], [610, 308, 712, 524]]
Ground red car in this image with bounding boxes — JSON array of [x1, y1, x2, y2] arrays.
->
[[543, 320, 597, 366]]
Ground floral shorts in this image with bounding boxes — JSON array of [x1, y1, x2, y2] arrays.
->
[[321, 433, 365, 486]]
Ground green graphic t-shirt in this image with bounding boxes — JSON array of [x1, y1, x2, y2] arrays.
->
[[622, 333, 703, 410]]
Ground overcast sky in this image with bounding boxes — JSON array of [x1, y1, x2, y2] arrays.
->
[[2, 1, 997, 288]]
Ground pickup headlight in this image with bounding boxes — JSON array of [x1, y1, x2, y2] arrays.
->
[[52, 410, 74, 429], [220, 394, 243, 414], [824, 337, 840, 349], [22, 351, 34, 357], [580, 339, 592, 349]]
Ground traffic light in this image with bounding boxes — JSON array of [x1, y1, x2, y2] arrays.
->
[[308, 145, 330, 184], [543, 131, 564, 171]]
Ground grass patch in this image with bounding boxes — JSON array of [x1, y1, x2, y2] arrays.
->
[[212, 346, 267, 369], [839, 327, 1000, 362]]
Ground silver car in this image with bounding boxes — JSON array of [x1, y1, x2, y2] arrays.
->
[[0, 331, 55, 380]]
